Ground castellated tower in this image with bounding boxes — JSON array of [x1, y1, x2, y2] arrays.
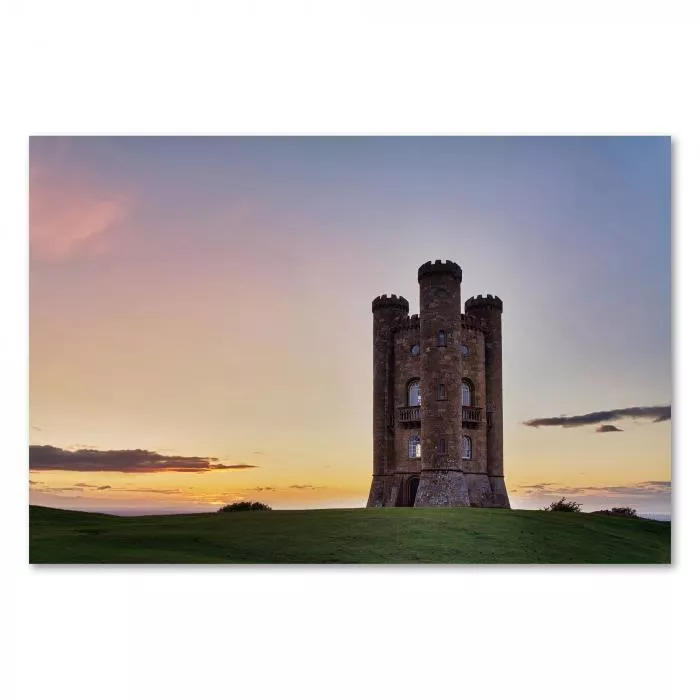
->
[[367, 260, 510, 508]]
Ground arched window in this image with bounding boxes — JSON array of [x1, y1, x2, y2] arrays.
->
[[409, 435, 421, 459], [461, 379, 473, 406], [462, 436, 472, 460], [408, 379, 421, 406], [437, 330, 446, 346]]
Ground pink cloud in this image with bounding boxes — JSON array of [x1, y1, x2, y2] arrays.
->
[[29, 158, 131, 261]]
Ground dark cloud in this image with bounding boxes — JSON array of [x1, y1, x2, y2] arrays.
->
[[114, 487, 181, 494], [33, 481, 182, 495], [523, 404, 671, 428], [516, 481, 671, 498], [253, 450, 265, 455], [596, 424, 623, 433], [243, 484, 326, 493], [36, 486, 84, 493], [29, 445, 260, 473], [515, 482, 556, 492], [71, 482, 112, 491]]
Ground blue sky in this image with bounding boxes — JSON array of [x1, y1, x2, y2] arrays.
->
[[29, 136, 671, 513]]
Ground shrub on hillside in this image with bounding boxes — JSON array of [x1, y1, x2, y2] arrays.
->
[[611, 506, 638, 517], [218, 501, 271, 513], [542, 497, 582, 513], [591, 507, 638, 518]]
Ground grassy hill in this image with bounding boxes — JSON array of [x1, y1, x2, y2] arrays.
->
[[29, 505, 671, 564]]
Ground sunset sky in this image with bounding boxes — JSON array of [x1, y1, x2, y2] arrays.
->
[[28, 136, 671, 515]]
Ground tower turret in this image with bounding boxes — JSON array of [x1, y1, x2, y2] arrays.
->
[[465, 294, 510, 508], [367, 294, 409, 507], [413, 260, 470, 506]]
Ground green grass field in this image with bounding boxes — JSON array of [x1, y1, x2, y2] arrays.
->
[[29, 505, 671, 564]]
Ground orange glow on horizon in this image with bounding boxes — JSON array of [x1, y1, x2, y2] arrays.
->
[[28, 136, 671, 515]]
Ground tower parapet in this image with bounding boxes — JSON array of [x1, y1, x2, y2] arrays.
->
[[372, 294, 409, 313], [460, 313, 488, 332], [417, 259, 463, 283], [465, 294, 503, 311], [396, 314, 420, 331]]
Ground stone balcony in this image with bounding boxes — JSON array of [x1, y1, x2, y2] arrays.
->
[[462, 406, 484, 423], [396, 406, 485, 424], [398, 406, 421, 423]]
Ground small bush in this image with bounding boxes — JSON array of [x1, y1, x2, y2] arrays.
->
[[542, 497, 582, 513], [592, 507, 638, 518], [218, 501, 271, 513], [611, 506, 637, 517]]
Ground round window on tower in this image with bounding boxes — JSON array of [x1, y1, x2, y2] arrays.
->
[[461, 344, 469, 356], [410, 344, 420, 356]]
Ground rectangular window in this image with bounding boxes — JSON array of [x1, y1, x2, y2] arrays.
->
[[437, 330, 446, 346], [438, 383, 446, 400], [462, 436, 472, 460], [437, 438, 446, 455]]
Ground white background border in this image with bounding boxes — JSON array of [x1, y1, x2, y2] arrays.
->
[[2, 2, 699, 699]]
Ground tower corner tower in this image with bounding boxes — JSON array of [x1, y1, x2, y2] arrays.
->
[[368, 294, 409, 507], [464, 294, 510, 508]]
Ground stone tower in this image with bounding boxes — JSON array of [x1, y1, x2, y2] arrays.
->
[[367, 259, 510, 508]]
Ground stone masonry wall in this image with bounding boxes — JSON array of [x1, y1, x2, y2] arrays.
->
[[393, 323, 422, 482], [461, 325, 487, 478]]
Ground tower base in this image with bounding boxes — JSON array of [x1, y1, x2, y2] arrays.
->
[[368, 472, 511, 508], [367, 475, 389, 507], [414, 470, 470, 507], [489, 476, 511, 509], [464, 472, 496, 507], [367, 474, 415, 507]]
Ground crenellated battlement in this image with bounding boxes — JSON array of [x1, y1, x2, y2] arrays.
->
[[395, 314, 420, 331], [417, 259, 462, 283], [460, 313, 488, 332], [372, 294, 409, 313], [465, 293, 503, 312]]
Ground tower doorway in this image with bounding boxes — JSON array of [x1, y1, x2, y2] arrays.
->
[[407, 476, 420, 507]]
